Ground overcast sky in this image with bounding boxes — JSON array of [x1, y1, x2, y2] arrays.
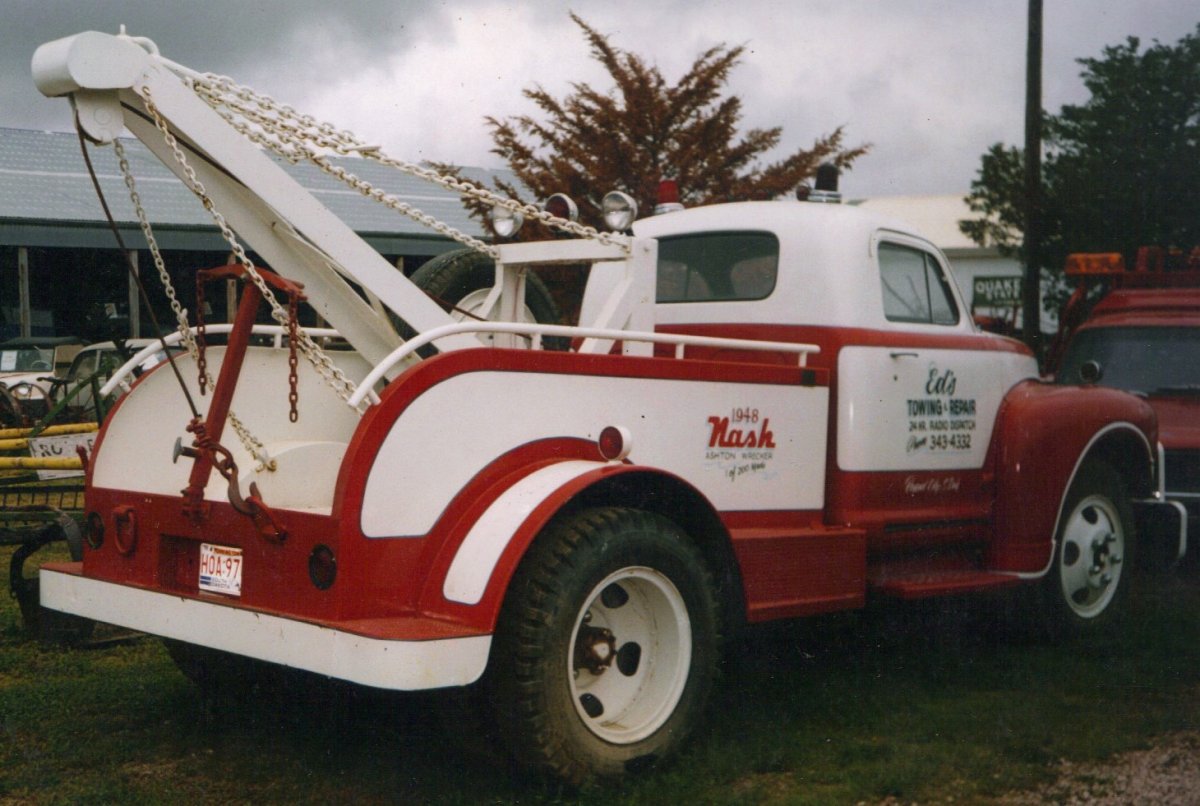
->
[[3, 1, 1196, 198]]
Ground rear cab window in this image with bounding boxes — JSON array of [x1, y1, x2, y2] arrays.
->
[[656, 232, 779, 303]]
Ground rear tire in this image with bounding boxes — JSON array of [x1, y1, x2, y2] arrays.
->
[[491, 507, 720, 785]]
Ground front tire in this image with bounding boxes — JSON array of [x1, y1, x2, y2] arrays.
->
[[1040, 460, 1135, 635], [492, 507, 720, 785]]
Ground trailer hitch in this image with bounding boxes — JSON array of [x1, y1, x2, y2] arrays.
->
[[177, 424, 287, 543], [226, 476, 288, 544]]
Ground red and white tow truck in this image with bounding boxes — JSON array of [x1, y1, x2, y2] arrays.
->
[[1048, 246, 1200, 562], [31, 30, 1179, 784]]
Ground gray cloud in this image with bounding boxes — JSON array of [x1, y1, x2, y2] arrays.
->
[[4, 1, 1197, 197]]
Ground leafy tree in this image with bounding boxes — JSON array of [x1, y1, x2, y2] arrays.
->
[[961, 25, 1200, 311], [442, 13, 868, 233]]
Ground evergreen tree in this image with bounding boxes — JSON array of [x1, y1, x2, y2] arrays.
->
[[441, 13, 868, 233]]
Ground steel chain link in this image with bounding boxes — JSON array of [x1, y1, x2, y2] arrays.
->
[[138, 86, 364, 418], [188, 73, 632, 252], [115, 138, 277, 470]]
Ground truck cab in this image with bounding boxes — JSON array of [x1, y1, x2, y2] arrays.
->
[[1050, 247, 1200, 557]]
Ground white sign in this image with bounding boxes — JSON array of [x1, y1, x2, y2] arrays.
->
[[27, 432, 97, 479]]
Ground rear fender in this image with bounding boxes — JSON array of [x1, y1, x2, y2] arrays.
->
[[424, 462, 734, 633], [988, 380, 1157, 574]]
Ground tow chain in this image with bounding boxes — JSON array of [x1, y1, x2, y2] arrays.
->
[[188, 73, 633, 256], [196, 270, 303, 422], [113, 138, 275, 470], [184, 418, 287, 542], [195, 275, 209, 395], [287, 294, 300, 422], [137, 86, 363, 414]]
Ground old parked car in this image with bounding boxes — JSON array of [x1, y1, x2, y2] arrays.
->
[[59, 338, 184, 416], [0, 336, 84, 425]]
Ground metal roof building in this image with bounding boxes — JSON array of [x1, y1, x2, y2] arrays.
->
[[0, 127, 507, 339]]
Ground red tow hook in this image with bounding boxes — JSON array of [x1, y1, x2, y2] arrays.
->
[[227, 478, 288, 544]]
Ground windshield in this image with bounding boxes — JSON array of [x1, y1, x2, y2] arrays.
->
[[1058, 326, 1200, 395], [0, 347, 53, 373]]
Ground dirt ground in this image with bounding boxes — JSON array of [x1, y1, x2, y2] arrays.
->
[[998, 731, 1200, 804]]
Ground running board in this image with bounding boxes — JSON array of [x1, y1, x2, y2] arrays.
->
[[869, 570, 1021, 600]]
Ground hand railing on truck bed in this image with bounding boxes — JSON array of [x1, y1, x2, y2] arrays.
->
[[97, 322, 820, 412], [348, 322, 821, 408]]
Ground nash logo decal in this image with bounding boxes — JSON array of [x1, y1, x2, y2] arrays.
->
[[705, 410, 777, 483], [707, 416, 776, 449]]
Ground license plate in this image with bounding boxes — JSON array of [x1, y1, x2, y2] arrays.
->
[[199, 543, 243, 597]]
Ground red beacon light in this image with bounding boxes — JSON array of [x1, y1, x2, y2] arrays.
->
[[801, 162, 841, 204], [542, 193, 579, 223], [653, 177, 685, 215], [1064, 252, 1126, 277]]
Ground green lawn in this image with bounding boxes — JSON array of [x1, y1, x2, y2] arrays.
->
[[3, 544, 1198, 804]]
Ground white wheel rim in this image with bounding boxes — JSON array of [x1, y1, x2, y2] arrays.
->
[[453, 288, 537, 348], [567, 566, 692, 745], [1058, 493, 1125, 619]]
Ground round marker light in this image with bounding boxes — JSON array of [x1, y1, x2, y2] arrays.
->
[[491, 205, 524, 238], [601, 191, 638, 231], [543, 193, 579, 222], [597, 425, 632, 462], [309, 544, 337, 590]]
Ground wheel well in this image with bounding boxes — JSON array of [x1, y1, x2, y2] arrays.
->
[[1080, 427, 1156, 499], [564, 472, 746, 631]]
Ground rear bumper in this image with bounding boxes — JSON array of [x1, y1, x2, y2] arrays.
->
[[40, 565, 491, 691]]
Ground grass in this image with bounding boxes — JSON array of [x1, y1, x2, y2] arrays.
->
[[3, 543, 1199, 804]]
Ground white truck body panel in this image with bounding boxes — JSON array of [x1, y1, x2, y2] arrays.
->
[[361, 370, 830, 537], [837, 346, 1036, 471]]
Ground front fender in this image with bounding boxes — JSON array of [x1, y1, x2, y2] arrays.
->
[[988, 380, 1157, 574]]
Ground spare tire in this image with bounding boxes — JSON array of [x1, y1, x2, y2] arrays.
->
[[404, 248, 564, 349]]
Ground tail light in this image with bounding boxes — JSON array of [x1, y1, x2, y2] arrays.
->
[[597, 425, 632, 462], [309, 544, 337, 590]]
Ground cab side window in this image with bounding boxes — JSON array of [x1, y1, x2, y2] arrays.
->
[[878, 242, 959, 325]]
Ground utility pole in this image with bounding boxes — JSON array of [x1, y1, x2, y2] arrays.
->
[[1022, 0, 1043, 357]]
